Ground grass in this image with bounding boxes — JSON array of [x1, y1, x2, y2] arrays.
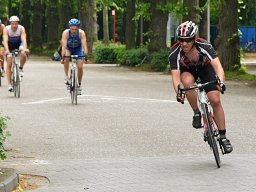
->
[[225, 66, 256, 81]]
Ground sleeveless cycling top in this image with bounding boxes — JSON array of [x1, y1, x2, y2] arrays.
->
[[168, 38, 218, 70], [67, 29, 81, 49], [6, 25, 22, 44]]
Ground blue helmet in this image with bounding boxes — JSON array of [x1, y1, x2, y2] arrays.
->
[[68, 18, 80, 27]]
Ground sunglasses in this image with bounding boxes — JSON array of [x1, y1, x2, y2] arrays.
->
[[178, 38, 194, 43]]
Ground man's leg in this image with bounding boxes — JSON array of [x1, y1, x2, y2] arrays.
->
[[63, 50, 71, 84], [181, 72, 201, 128], [19, 51, 28, 78], [77, 60, 83, 85], [207, 91, 233, 154], [6, 55, 13, 91], [0, 48, 5, 77]]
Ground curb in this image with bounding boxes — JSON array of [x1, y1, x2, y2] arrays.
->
[[241, 61, 256, 66], [0, 168, 19, 192]]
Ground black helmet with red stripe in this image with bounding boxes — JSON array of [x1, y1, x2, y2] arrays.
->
[[176, 21, 198, 39]]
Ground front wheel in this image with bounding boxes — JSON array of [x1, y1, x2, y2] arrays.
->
[[70, 69, 78, 105], [202, 104, 221, 168], [12, 64, 20, 98]]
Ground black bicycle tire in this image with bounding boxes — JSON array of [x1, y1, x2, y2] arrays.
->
[[12, 65, 17, 97], [202, 104, 221, 168], [70, 70, 74, 104], [73, 70, 78, 105], [14, 64, 20, 98], [16, 72, 20, 98]]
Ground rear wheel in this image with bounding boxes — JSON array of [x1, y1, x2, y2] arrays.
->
[[202, 104, 221, 168]]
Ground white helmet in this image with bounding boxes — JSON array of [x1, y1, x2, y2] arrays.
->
[[176, 21, 198, 39], [9, 16, 20, 22]]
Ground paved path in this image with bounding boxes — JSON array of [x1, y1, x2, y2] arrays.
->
[[0, 56, 256, 191], [2, 154, 256, 192]]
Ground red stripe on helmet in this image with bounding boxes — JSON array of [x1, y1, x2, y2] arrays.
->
[[181, 24, 187, 36]]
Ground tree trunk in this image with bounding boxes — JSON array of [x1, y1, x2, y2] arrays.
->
[[147, 0, 168, 52], [183, 0, 200, 25], [199, 0, 208, 39], [102, 0, 110, 44], [31, 0, 44, 49], [21, 0, 32, 45], [46, 0, 60, 49], [79, 0, 98, 54], [216, 0, 240, 70], [59, 1, 73, 32], [125, 0, 136, 49]]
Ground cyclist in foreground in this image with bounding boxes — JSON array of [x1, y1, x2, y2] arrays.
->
[[168, 21, 233, 154], [61, 18, 88, 95], [0, 19, 6, 77], [3, 16, 29, 92]]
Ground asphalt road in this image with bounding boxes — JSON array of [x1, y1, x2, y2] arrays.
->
[[1, 56, 256, 191]]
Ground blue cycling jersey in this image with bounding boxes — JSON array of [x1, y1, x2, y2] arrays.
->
[[67, 29, 81, 50]]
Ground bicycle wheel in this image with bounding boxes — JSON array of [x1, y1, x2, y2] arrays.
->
[[70, 70, 74, 103], [13, 64, 20, 98], [16, 71, 20, 98], [73, 69, 78, 105], [202, 104, 221, 168], [12, 64, 17, 97], [70, 69, 78, 105]]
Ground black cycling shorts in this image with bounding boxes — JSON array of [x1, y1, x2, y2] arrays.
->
[[180, 64, 218, 93]]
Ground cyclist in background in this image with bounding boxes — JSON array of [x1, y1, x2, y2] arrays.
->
[[3, 16, 29, 92], [168, 21, 233, 154], [61, 18, 88, 95], [0, 19, 5, 77]]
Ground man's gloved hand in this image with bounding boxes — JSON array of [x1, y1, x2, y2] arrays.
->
[[177, 84, 185, 104], [219, 81, 226, 94]]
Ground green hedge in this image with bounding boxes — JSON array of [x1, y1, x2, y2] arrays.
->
[[94, 44, 125, 64], [0, 116, 10, 160], [149, 50, 169, 72], [118, 48, 148, 67], [94, 43, 169, 72]]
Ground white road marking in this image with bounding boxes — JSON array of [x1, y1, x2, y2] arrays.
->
[[22, 94, 178, 105]]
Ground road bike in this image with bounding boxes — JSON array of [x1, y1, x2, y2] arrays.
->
[[65, 55, 84, 105], [11, 49, 22, 98], [178, 77, 225, 168]]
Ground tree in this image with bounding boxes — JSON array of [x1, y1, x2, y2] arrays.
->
[[31, 0, 44, 49], [198, 0, 208, 39], [102, 0, 110, 44], [59, 0, 74, 32], [79, 0, 98, 54], [182, 0, 200, 24], [20, 0, 32, 44], [125, 0, 136, 49], [147, 0, 168, 52], [46, 0, 60, 48], [216, 0, 240, 70]]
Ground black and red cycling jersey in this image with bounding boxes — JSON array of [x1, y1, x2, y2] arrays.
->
[[168, 37, 218, 71]]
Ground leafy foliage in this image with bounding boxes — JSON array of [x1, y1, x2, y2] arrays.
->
[[118, 47, 148, 67], [94, 43, 125, 63], [149, 49, 169, 72], [0, 116, 10, 160]]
